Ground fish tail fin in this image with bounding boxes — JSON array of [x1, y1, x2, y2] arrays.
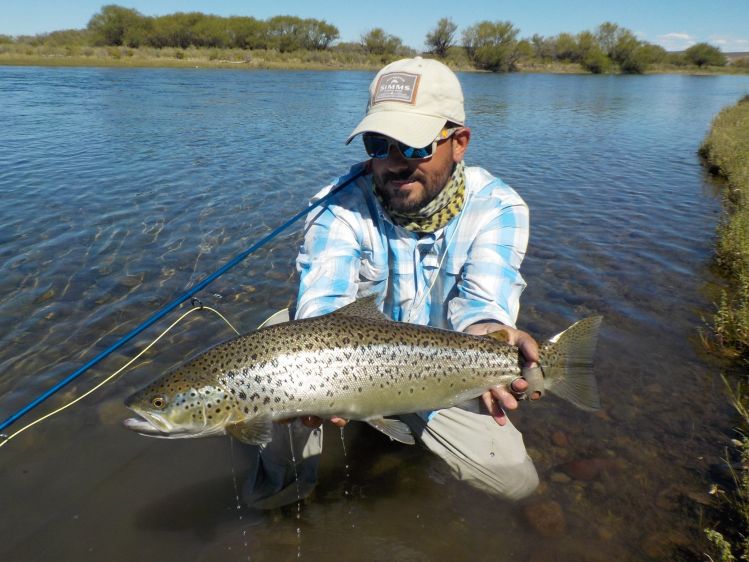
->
[[539, 316, 602, 411]]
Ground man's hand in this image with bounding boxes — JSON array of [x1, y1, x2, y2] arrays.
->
[[464, 321, 540, 426]]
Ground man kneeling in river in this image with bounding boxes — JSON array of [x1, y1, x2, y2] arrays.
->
[[244, 57, 540, 507]]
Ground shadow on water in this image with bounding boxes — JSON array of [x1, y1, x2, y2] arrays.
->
[[133, 474, 250, 540]]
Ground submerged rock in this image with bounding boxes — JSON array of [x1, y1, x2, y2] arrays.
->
[[550, 472, 572, 484], [523, 499, 566, 537], [551, 430, 569, 447], [641, 530, 691, 559], [560, 458, 621, 481]]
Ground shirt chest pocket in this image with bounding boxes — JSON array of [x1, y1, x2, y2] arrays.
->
[[443, 253, 465, 278], [359, 248, 388, 282]]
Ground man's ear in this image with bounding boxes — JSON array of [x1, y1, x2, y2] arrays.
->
[[452, 127, 471, 163]]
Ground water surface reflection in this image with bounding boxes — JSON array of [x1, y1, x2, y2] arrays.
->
[[1, 67, 749, 561]]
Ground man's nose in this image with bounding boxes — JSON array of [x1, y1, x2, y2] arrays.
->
[[384, 145, 410, 171]]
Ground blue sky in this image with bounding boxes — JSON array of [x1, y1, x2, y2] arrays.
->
[[2, 0, 748, 52]]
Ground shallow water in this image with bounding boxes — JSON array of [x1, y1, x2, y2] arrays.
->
[[1, 67, 749, 561]]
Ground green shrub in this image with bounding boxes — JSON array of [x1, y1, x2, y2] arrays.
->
[[426, 17, 458, 58], [462, 20, 521, 72], [360, 28, 402, 56], [685, 42, 727, 67]]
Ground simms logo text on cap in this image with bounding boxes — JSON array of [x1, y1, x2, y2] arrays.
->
[[372, 72, 420, 105]]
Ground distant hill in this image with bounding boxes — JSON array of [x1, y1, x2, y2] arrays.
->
[[669, 50, 748, 64], [725, 52, 749, 62]]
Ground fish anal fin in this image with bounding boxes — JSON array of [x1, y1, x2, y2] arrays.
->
[[226, 415, 273, 445], [366, 417, 415, 445], [331, 295, 388, 321]]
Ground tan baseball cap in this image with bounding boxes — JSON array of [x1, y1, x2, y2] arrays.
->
[[346, 56, 465, 149]]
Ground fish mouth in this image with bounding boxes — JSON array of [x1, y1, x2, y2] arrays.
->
[[123, 411, 227, 439], [122, 414, 193, 439]]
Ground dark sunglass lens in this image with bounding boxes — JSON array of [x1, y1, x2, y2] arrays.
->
[[363, 135, 390, 158], [400, 143, 431, 159]]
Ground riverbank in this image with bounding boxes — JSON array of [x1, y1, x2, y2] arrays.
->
[[701, 96, 749, 356], [1, 44, 747, 74], [700, 96, 749, 560]]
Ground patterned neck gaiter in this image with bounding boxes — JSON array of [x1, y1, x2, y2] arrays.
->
[[374, 161, 466, 233]]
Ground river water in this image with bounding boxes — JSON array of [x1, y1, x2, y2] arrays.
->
[[1, 66, 748, 561]]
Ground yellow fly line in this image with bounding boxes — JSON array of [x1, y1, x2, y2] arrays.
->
[[0, 306, 240, 449]]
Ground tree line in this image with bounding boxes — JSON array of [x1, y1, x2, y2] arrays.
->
[[1, 6, 735, 73], [91, 5, 339, 51], [428, 18, 729, 73]]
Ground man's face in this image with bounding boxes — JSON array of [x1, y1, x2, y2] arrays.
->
[[370, 129, 470, 213]]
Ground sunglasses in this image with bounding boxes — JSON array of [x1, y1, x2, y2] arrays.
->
[[363, 128, 460, 160]]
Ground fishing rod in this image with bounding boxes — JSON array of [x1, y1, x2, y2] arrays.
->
[[0, 166, 366, 433]]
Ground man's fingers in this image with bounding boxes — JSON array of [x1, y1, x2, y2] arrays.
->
[[515, 332, 540, 366], [482, 390, 507, 426], [298, 415, 348, 428], [510, 377, 528, 394], [330, 416, 348, 427]]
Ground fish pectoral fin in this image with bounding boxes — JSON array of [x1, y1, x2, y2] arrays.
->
[[366, 417, 415, 445], [226, 415, 273, 445]]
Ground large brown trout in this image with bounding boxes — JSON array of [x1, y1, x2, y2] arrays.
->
[[124, 296, 602, 445]]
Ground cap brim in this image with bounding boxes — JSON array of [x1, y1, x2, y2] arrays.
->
[[346, 111, 447, 148]]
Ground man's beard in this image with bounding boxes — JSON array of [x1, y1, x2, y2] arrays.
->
[[373, 164, 453, 213]]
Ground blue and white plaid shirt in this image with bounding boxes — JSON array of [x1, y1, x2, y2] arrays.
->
[[295, 163, 529, 332]]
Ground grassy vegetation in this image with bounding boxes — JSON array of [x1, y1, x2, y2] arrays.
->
[[701, 96, 749, 356], [0, 43, 415, 71], [700, 96, 749, 560]]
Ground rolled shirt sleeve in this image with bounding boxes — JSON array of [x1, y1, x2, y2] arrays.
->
[[448, 182, 529, 332], [295, 167, 380, 320]]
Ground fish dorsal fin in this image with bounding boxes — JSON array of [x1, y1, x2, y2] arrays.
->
[[485, 330, 510, 344], [226, 415, 273, 445], [366, 417, 415, 445], [331, 294, 388, 321]]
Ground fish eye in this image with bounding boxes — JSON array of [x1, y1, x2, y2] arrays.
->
[[151, 395, 167, 409]]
